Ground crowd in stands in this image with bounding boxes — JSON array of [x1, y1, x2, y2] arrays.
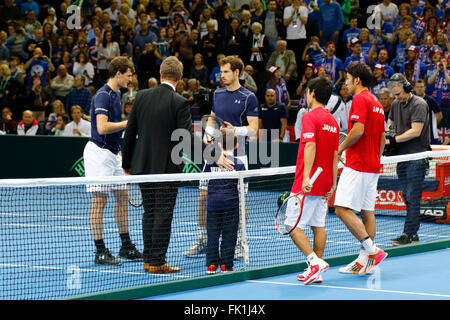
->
[[0, 0, 449, 144]]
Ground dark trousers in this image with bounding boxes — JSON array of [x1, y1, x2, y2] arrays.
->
[[140, 181, 179, 266], [206, 207, 239, 269], [397, 159, 428, 237]]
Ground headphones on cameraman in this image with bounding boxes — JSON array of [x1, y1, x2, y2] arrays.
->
[[389, 73, 413, 93]]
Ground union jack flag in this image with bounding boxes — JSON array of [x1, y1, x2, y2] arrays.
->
[[438, 127, 450, 143]]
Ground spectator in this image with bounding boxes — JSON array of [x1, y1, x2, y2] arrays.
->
[[344, 38, 369, 69], [174, 23, 195, 77], [52, 113, 70, 136], [148, 77, 159, 88], [63, 105, 91, 137], [258, 88, 289, 142], [155, 27, 170, 66], [427, 57, 450, 128], [248, 22, 270, 74], [240, 65, 258, 94], [251, 0, 265, 23], [0, 30, 10, 61], [302, 36, 325, 67], [121, 101, 133, 121], [98, 30, 120, 85], [197, 7, 218, 39], [8, 55, 25, 86], [122, 77, 139, 104], [65, 75, 93, 117], [390, 28, 411, 72], [7, 23, 31, 62], [325, 90, 349, 132], [0, 106, 18, 134], [266, 40, 298, 94], [0, 63, 24, 112], [72, 52, 95, 87], [224, 18, 247, 58], [0, 0, 21, 30], [183, 78, 212, 121], [266, 66, 290, 108], [374, 0, 398, 24], [26, 73, 51, 121], [50, 64, 74, 104], [137, 41, 158, 89], [296, 63, 317, 109], [17, 109, 41, 135], [283, 0, 308, 70], [259, 0, 285, 53], [372, 48, 395, 79], [45, 99, 65, 134], [200, 20, 223, 72], [400, 45, 428, 81], [21, 0, 39, 18], [24, 9, 41, 35], [23, 47, 55, 88], [378, 87, 393, 130], [371, 64, 388, 98], [190, 53, 209, 87], [318, 0, 344, 47], [414, 79, 443, 145], [342, 15, 361, 57], [317, 41, 345, 89], [209, 53, 225, 88], [133, 17, 158, 52]]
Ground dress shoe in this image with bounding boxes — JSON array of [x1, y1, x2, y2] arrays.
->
[[144, 262, 180, 274]]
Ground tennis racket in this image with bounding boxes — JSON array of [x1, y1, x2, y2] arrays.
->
[[338, 131, 347, 167], [200, 114, 226, 143], [128, 182, 143, 207], [275, 167, 323, 235]]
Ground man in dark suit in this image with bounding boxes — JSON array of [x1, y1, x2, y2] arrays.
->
[[122, 56, 232, 273], [122, 56, 188, 273]]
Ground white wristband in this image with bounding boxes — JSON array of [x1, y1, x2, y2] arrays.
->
[[235, 126, 248, 136]]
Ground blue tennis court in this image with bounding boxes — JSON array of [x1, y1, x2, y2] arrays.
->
[[143, 248, 450, 300], [1, 184, 449, 299]]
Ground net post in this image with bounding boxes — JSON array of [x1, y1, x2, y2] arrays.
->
[[238, 172, 249, 265]]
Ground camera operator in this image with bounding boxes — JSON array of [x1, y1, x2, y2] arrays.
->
[[386, 73, 431, 246]]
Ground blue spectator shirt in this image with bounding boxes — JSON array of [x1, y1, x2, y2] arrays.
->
[[258, 102, 288, 141], [27, 59, 49, 87], [89, 84, 123, 154]]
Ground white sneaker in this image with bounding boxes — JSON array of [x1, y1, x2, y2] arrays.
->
[[297, 266, 323, 283], [339, 250, 370, 274], [183, 235, 207, 257], [302, 259, 329, 285]]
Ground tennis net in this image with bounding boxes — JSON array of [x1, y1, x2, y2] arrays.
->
[[1, 148, 450, 299]]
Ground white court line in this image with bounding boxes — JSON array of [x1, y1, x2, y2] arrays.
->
[[245, 280, 450, 298], [0, 263, 190, 279]]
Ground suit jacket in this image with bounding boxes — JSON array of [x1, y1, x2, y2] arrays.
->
[[122, 83, 194, 175]]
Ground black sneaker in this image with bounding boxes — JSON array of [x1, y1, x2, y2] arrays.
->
[[391, 233, 417, 246], [118, 244, 143, 261], [95, 249, 122, 266]]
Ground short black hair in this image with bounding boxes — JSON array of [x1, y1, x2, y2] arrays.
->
[[346, 62, 375, 88], [306, 77, 333, 105]]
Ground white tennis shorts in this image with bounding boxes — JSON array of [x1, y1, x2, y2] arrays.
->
[[334, 166, 379, 212], [83, 141, 126, 193], [199, 155, 249, 192], [285, 193, 328, 230]]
